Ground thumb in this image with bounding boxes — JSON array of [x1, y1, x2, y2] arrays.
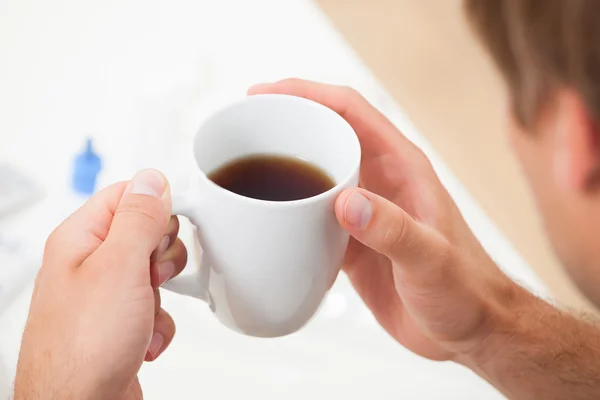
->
[[335, 188, 450, 269], [103, 169, 172, 264]]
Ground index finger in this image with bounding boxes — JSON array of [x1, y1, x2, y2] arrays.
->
[[248, 78, 419, 156]]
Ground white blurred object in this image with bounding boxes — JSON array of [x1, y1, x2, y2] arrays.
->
[[0, 164, 41, 219], [319, 292, 348, 319], [0, 236, 38, 317]]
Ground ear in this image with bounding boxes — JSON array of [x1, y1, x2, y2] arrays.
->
[[552, 89, 600, 192]]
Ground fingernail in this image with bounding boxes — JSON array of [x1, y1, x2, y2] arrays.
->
[[153, 235, 170, 261], [157, 261, 175, 286], [130, 169, 166, 198], [345, 192, 372, 229], [148, 332, 164, 359]]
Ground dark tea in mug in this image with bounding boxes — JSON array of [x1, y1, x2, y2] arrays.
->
[[208, 154, 335, 201]]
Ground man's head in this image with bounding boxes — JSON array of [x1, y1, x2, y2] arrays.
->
[[465, 0, 600, 305]]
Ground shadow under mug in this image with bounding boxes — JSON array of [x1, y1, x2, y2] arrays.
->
[[163, 94, 361, 337]]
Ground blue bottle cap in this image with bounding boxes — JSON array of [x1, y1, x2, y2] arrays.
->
[[72, 138, 102, 195]]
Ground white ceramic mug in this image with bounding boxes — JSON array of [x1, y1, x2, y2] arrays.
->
[[163, 94, 361, 337]]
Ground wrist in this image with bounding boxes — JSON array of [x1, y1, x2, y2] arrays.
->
[[454, 276, 534, 370], [453, 275, 600, 399]]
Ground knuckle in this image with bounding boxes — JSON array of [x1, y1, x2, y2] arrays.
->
[[117, 210, 161, 236], [43, 227, 63, 254], [338, 86, 366, 118], [115, 198, 166, 232], [167, 216, 180, 235], [438, 244, 456, 270], [280, 77, 303, 86], [417, 151, 434, 170], [435, 244, 458, 284], [160, 239, 188, 270], [158, 308, 176, 330], [172, 239, 189, 270], [154, 289, 161, 314], [381, 212, 409, 255], [340, 86, 362, 103], [340, 85, 359, 97], [179, 240, 189, 265]]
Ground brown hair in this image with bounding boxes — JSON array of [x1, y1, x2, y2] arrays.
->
[[464, 0, 600, 127]]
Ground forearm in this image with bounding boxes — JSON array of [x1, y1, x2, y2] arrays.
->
[[461, 286, 600, 399], [14, 369, 78, 400], [14, 344, 96, 400]]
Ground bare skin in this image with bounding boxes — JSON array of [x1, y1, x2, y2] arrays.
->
[[14, 170, 187, 400], [14, 80, 600, 399], [250, 79, 600, 400]]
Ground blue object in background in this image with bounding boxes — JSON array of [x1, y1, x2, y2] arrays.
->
[[72, 138, 102, 195]]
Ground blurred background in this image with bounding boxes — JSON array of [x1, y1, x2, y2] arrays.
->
[[0, 0, 581, 398]]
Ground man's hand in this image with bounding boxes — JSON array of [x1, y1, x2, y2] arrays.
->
[[14, 170, 188, 400], [251, 80, 600, 399], [251, 79, 515, 360]]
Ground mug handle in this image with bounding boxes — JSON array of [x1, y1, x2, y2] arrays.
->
[[161, 191, 209, 302]]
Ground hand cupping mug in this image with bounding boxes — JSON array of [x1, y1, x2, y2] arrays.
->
[[163, 94, 361, 337]]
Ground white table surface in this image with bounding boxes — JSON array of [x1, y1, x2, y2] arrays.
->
[[0, 0, 547, 398]]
